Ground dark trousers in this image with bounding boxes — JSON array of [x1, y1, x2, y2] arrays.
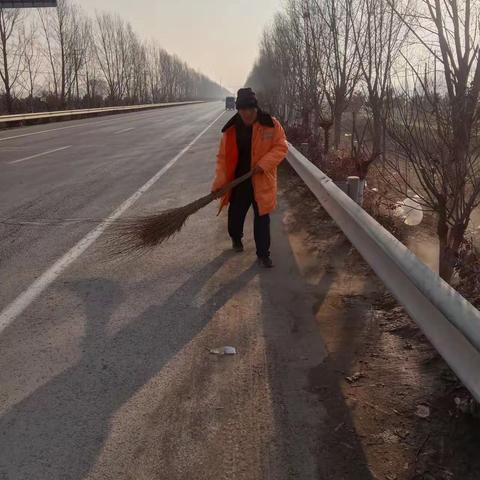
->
[[228, 184, 270, 258]]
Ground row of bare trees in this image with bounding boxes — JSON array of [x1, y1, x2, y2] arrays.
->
[[248, 0, 480, 282], [0, 0, 228, 114], [247, 0, 408, 160]]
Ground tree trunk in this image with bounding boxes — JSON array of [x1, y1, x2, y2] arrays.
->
[[437, 217, 451, 281], [1, 38, 13, 114], [371, 99, 383, 161], [333, 98, 345, 149], [351, 111, 357, 155], [60, 32, 66, 109], [439, 243, 457, 283], [302, 106, 310, 135], [322, 125, 332, 154], [4, 85, 12, 114], [437, 218, 466, 283]]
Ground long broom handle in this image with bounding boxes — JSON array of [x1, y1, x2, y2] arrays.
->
[[211, 170, 254, 200]]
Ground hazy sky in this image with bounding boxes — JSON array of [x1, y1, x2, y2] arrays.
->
[[80, 0, 283, 93]]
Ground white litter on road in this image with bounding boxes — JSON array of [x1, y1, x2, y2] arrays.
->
[[209, 346, 237, 355]]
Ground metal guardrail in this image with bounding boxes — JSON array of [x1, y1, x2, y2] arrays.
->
[[0, 101, 205, 128], [288, 144, 480, 402]]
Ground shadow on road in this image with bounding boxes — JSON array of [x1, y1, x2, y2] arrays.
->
[[0, 250, 257, 480], [256, 187, 376, 478]]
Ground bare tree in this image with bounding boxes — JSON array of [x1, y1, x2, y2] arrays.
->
[[308, 0, 361, 149], [384, 0, 480, 281], [0, 8, 25, 113], [82, 16, 102, 107], [94, 12, 134, 104], [351, 0, 409, 163], [38, 0, 87, 108], [18, 20, 41, 111], [68, 8, 89, 106], [248, 10, 311, 129], [147, 44, 166, 102]]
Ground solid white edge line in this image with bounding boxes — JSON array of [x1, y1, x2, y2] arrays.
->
[[8, 145, 72, 165], [0, 109, 225, 335]]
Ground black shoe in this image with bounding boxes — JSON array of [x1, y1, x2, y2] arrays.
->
[[232, 239, 244, 252], [257, 256, 273, 268]]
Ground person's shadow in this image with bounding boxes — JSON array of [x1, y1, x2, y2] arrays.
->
[[0, 251, 258, 480]]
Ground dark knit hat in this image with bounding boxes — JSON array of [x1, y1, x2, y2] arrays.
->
[[236, 87, 258, 109]]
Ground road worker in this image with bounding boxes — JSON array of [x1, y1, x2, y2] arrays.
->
[[212, 88, 288, 267]]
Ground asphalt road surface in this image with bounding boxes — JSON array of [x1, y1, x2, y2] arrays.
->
[[0, 102, 327, 479]]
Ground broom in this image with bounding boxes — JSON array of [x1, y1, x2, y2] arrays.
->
[[104, 170, 254, 257]]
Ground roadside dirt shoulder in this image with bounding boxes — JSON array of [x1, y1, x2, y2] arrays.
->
[[279, 165, 480, 480]]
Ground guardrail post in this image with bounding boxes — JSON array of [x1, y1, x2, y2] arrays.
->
[[347, 176, 361, 204]]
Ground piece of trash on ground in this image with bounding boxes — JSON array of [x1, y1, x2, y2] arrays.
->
[[209, 346, 237, 355], [345, 372, 364, 383], [415, 404, 431, 418], [334, 422, 344, 432], [395, 195, 423, 226]]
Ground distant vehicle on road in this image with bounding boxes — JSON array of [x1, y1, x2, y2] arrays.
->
[[225, 96, 235, 110]]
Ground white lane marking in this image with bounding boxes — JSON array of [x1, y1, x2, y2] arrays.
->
[[8, 145, 72, 165], [114, 127, 135, 135], [0, 110, 224, 335]]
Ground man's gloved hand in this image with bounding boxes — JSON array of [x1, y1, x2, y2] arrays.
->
[[252, 164, 264, 175]]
